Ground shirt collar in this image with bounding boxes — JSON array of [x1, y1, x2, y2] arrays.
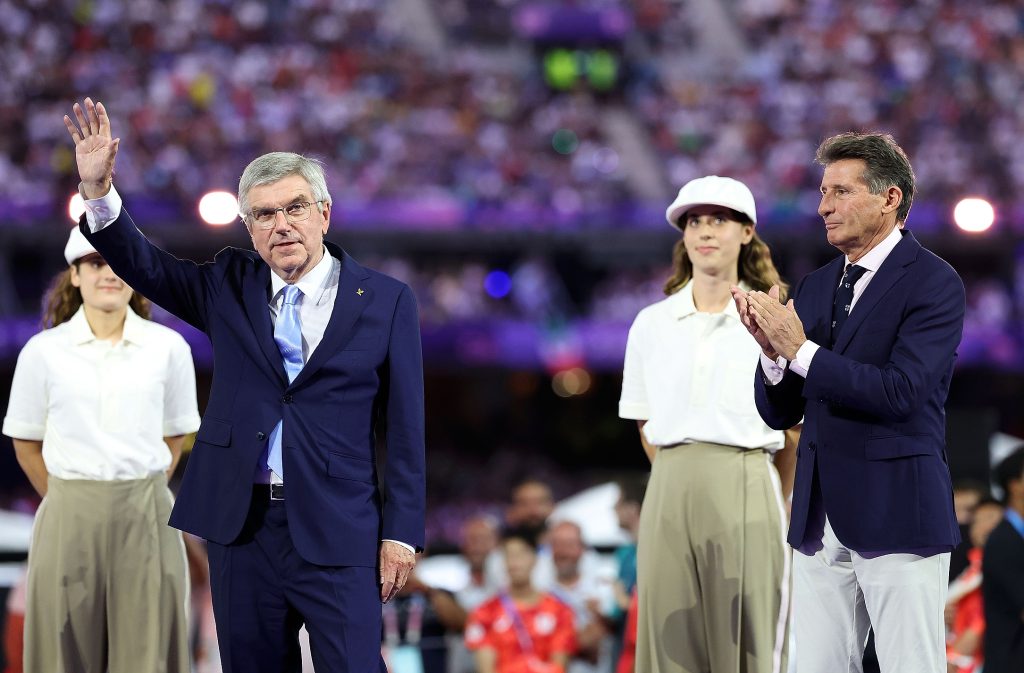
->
[[669, 280, 749, 320], [68, 305, 147, 345], [269, 246, 334, 306], [68, 306, 95, 345], [120, 305, 148, 345], [847, 226, 903, 273]]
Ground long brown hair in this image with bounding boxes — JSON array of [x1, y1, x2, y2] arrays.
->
[[41, 265, 151, 329], [663, 214, 789, 301]]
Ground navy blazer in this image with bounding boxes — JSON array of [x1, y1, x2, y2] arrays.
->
[[82, 213, 425, 567], [755, 230, 964, 553]]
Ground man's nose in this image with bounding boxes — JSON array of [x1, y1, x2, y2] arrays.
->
[[818, 194, 833, 218], [273, 211, 294, 232]]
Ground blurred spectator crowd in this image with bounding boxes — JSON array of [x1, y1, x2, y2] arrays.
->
[[5, 0, 1024, 231]]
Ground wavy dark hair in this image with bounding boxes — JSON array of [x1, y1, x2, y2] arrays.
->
[[42, 263, 150, 329], [663, 209, 789, 301]]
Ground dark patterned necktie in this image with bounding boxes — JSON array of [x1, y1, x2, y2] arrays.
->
[[830, 264, 867, 346]]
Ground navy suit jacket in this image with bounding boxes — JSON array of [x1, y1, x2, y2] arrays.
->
[[82, 213, 425, 567], [755, 230, 964, 553]]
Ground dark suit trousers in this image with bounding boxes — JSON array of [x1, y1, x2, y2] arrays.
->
[[207, 493, 387, 673]]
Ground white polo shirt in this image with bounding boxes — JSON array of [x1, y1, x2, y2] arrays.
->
[[3, 306, 201, 480], [619, 281, 784, 452]]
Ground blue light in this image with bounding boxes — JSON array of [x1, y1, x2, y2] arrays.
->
[[484, 270, 513, 299]]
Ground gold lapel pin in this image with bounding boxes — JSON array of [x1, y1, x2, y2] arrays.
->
[[356, 288, 364, 296]]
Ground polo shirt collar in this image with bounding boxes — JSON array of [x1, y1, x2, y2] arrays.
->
[[669, 279, 750, 320], [68, 305, 147, 345]]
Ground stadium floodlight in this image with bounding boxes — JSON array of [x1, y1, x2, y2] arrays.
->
[[67, 193, 86, 223], [953, 198, 994, 233], [198, 191, 239, 226]]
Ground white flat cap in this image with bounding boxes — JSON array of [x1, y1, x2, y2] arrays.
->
[[64, 226, 99, 265], [665, 175, 757, 231]]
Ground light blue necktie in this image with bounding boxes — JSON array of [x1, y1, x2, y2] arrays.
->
[[267, 284, 303, 478]]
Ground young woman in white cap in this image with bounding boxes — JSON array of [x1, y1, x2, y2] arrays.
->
[[2, 227, 201, 673], [619, 176, 797, 673]]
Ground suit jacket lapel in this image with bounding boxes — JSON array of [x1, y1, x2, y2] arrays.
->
[[289, 245, 372, 390], [810, 257, 845, 345], [833, 230, 920, 353], [243, 260, 288, 386]]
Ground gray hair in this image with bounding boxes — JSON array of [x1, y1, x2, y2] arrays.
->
[[237, 152, 332, 216], [815, 132, 915, 223]]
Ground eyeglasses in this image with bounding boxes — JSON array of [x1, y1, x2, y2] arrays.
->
[[243, 201, 324, 229]]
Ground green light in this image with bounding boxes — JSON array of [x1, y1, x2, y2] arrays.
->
[[586, 50, 618, 91], [544, 49, 579, 90], [552, 129, 580, 155]]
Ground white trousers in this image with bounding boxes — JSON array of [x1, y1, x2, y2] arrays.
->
[[792, 518, 949, 673]]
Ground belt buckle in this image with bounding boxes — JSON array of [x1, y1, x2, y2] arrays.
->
[[270, 483, 285, 501]]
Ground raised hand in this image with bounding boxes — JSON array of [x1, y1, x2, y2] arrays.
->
[[63, 98, 120, 199], [731, 285, 778, 359]]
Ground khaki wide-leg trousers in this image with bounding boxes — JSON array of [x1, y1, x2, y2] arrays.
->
[[24, 474, 190, 673], [636, 442, 791, 673]]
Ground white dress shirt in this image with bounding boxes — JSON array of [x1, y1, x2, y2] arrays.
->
[[620, 281, 784, 452], [268, 248, 338, 362], [81, 184, 414, 551], [3, 306, 201, 480], [761, 226, 904, 383]]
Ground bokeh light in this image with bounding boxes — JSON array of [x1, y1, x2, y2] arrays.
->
[[552, 129, 579, 155], [953, 198, 995, 233], [198, 191, 239, 226], [67, 193, 85, 223], [484, 270, 513, 299], [552, 368, 592, 397]]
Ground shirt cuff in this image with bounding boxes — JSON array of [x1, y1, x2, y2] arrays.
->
[[79, 183, 123, 232], [2, 418, 46, 442], [789, 341, 819, 378], [759, 353, 787, 386], [383, 539, 415, 553]]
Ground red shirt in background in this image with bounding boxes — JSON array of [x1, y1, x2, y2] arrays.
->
[[946, 547, 986, 673], [616, 590, 638, 673], [465, 593, 576, 673]]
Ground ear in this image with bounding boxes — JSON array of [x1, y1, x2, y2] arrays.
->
[[69, 265, 82, 288], [740, 224, 754, 245], [880, 186, 903, 216], [320, 201, 331, 235]]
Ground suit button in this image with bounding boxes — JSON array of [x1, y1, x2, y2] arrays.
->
[[808, 442, 817, 452], [282, 395, 293, 404], [257, 431, 266, 440]]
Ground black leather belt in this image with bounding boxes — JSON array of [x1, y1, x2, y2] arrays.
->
[[253, 483, 285, 501]]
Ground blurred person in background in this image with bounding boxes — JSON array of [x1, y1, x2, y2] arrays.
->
[[982, 446, 1024, 673], [488, 478, 566, 590], [507, 479, 556, 540], [451, 515, 502, 673], [949, 479, 990, 581], [741, 133, 965, 673], [607, 476, 645, 664], [64, 97, 425, 673], [944, 496, 1003, 673], [548, 521, 613, 673], [382, 556, 468, 673], [465, 528, 576, 673], [1, 227, 200, 672], [619, 175, 796, 673]]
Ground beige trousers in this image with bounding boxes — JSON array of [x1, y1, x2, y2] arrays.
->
[[636, 442, 791, 673], [24, 473, 190, 673]]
